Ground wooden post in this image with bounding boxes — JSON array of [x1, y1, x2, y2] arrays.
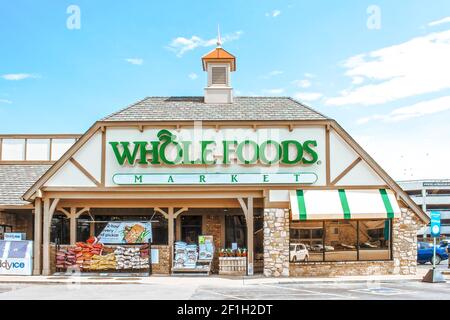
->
[[167, 208, 174, 273], [238, 197, 254, 276], [70, 207, 77, 245], [42, 198, 59, 276], [33, 198, 42, 275], [247, 197, 254, 276]]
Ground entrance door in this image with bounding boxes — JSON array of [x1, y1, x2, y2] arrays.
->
[[181, 216, 202, 244]]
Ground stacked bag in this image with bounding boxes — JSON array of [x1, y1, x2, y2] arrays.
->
[[89, 253, 116, 270], [114, 246, 149, 270]]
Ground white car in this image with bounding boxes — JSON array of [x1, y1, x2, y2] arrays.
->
[[290, 243, 309, 262]]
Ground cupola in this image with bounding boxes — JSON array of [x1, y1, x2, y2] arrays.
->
[[201, 28, 236, 104]]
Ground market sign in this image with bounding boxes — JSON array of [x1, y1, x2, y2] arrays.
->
[[109, 129, 319, 166], [97, 222, 152, 244], [112, 172, 318, 185]]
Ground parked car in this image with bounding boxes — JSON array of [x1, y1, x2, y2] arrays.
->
[[290, 243, 309, 262], [417, 241, 449, 265], [310, 244, 335, 252]]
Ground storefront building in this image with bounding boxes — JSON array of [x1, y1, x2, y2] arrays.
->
[[0, 44, 429, 277]]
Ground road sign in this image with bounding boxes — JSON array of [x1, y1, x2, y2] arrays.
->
[[430, 211, 441, 238]]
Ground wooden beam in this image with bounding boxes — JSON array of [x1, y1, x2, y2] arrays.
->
[[330, 157, 362, 186], [237, 197, 248, 216], [154, 207, 169, 219], [75, 207, 90, 218], [174, 207, 188, 218], [70, 157, 101, 187], [69, 207, 77, 245], [58, 207, 71, 217]]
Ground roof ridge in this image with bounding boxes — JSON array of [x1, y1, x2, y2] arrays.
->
[[287, 96, 330, 119], [101, 96, 151, 120]]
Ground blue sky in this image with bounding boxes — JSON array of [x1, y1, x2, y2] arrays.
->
[[1, 0, 450, 180]]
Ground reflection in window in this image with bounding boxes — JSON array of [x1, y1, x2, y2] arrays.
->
[[324, 221, 357, 261], [290, 221, 324, 262], [225, 215, 247, 248], [359, 220, 391, 260], [290, 219, 392, 263]]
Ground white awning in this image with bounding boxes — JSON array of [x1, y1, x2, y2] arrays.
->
[[290, 189, 401, 221]]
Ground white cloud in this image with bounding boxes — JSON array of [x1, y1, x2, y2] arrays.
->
[[125, 58, 143, 65], [0, 99, 12, 104], [1, 73, 39, 81], [351, 76, 364, 85], [188, 72, 198, 80], [293, 92, 323, 101], [263, 88, 285, 95], [428, 16, 450, 27], [266, 10, 281, 18], [325, 29, 450, 106], [262, 70, 283, 79], [167, 31, 243, 57], [356, 95, 450, 124], [292, 79, 311, 88], [304, 73, 315, 78]]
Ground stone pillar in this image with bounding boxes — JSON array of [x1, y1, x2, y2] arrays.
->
[[263, 208, 290, 277], [392, 208, 421, 275]]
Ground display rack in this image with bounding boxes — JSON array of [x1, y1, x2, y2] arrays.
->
[[171, 235, 214, 276]]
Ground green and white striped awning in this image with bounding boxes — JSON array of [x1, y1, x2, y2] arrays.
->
[[290, 189, 401, 221]]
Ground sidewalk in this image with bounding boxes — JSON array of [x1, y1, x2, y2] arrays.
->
[[0, 267, 444, 285]]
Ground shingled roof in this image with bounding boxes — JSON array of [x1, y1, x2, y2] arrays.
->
[[102, 96, 328, 122], [0, 164, 51, 206]]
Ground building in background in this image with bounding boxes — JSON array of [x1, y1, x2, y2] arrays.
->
[[398, 180, 450, 241]]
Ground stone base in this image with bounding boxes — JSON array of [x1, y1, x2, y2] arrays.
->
[[290, 261, 396, 277]]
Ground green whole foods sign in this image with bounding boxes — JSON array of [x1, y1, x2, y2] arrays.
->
[[109, 129, 319, 166]]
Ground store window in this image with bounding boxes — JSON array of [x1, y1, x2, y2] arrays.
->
[[358, 220, 391, 260], [181, 216, 202, 244], [51, 214, 70, 244], [77, 216, 91, 243], [289, 219, 392, 263], [324, 221, 357, 261], [290, 221, 324, 262], [225, 215, 247, 248]]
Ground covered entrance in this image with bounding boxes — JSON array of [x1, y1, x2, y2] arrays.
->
[[33, 190, 264, 276]]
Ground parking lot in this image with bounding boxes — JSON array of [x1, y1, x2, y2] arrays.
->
[[0, 274, 449, 300]]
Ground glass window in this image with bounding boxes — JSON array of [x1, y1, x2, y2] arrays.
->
[[324, 221, 357, 261], [290, 221, 324, 262], [359, 220, 391, 260], [290, 219, 392, 263], [51, 214, 70, 244], [77, 217, 91, 242], [225, 215, 247, 248], [181, 216, 202, 244]]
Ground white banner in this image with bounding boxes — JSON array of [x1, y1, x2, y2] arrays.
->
[[112, 172, 318, 185]]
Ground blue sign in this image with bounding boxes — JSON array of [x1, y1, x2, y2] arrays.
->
[[430, 211, 441, 238]]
